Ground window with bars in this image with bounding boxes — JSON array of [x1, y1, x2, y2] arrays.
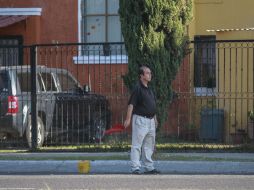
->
[[194, 36, 216, 88], [0, 36, 23, 66], [80, 0, 125, 56]]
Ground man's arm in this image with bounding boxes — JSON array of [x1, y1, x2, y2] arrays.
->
[[154, 115, 158, 128], [124, 104, 133, 128]]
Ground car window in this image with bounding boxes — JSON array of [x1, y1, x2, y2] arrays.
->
[[57, 72, 78, 91], [17, 72, 31, 92], [0, 72, 9, 92], [38, 73, 45, 92], [40, 72, 57, 92]]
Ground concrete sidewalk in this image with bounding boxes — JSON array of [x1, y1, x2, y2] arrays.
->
[[0, 152, 254, 174]]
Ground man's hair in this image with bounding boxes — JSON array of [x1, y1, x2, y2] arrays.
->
[[138, 65, 150, 77]]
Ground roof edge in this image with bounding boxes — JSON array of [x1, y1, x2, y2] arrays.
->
[[0, 8, 42, 16], [206, 27, 254, 33]]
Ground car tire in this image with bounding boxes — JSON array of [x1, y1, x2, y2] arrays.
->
[[26, 116, 45, 148]]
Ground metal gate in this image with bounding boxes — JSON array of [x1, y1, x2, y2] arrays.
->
[[0, 40, 253, 149]]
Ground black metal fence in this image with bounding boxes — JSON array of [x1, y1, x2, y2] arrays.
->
[[188, 40, 254, 144], [0, 40, 253, 149]]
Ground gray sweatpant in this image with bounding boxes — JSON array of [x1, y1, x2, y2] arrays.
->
[[130, 114, 156, 172]]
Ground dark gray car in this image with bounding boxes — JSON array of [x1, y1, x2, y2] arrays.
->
[[0, 65, 111, 147]]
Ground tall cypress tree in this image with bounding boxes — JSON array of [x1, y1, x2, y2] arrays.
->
[[119, 0, 192, 128]]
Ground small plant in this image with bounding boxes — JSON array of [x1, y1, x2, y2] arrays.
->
[[185, 123, 196, 130], [201, 99, 216, 111], [248, 110, 254, 121]]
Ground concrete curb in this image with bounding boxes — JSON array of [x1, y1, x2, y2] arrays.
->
[[0, 160, 254, 174]]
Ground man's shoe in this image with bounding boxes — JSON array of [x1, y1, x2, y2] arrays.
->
[[132, 169, 142, 175], [144, 169, 161, 174]]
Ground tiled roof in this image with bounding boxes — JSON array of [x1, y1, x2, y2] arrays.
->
[[0, 15, 28, 28]]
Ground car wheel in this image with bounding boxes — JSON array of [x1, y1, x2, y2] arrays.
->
[[26, 116, 45, 148]]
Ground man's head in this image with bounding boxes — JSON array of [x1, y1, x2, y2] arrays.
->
[[139, 65, 152, 84]]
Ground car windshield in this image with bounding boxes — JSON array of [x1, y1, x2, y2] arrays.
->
[[57, 72, 79, 92]]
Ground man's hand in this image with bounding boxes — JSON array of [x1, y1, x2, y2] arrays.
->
[[124, 104, 133, 129], [154, 115, 158, 128], [124, 118, 131, 129]]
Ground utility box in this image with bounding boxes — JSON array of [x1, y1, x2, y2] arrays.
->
[[200, 108, 224, 142]]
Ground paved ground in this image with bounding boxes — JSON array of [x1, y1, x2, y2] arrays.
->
[[1, 175, 254, 190], [0, 152, 253, 174]]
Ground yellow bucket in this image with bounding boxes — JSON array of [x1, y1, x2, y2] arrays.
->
[[78, 160, 90, 174]]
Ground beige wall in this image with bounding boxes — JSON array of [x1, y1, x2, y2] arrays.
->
[[188, 0, 254, 142], [190, 0, 254, 39]]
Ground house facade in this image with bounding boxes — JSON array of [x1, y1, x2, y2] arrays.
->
[[0, 0, 78, 45], [188, 0, 254, 142], [0, 0, 253, 143]]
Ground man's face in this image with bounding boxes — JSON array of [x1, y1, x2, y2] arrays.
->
[[141, 67, 152, 82]]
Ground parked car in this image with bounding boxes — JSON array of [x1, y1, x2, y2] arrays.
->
[[0, 65, 111, 147]]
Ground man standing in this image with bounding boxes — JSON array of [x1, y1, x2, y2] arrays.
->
[[124, 65, 160, 174]]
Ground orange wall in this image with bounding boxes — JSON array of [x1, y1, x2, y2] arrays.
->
[[0, 0, 78, 44], [0, 16, 40, 45]]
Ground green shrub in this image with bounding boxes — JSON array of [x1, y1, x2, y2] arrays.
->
[[119, 0, 193, 128]]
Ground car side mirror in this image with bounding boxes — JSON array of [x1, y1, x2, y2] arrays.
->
[[83, 84, 90, 93]]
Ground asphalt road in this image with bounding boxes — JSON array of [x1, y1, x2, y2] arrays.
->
[[0, 175, 253, 190]]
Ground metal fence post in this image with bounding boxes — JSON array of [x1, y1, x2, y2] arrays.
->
[[30, 45, 37, 150]]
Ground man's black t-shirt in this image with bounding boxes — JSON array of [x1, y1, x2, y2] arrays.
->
[[128, 81, 156, 118]]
